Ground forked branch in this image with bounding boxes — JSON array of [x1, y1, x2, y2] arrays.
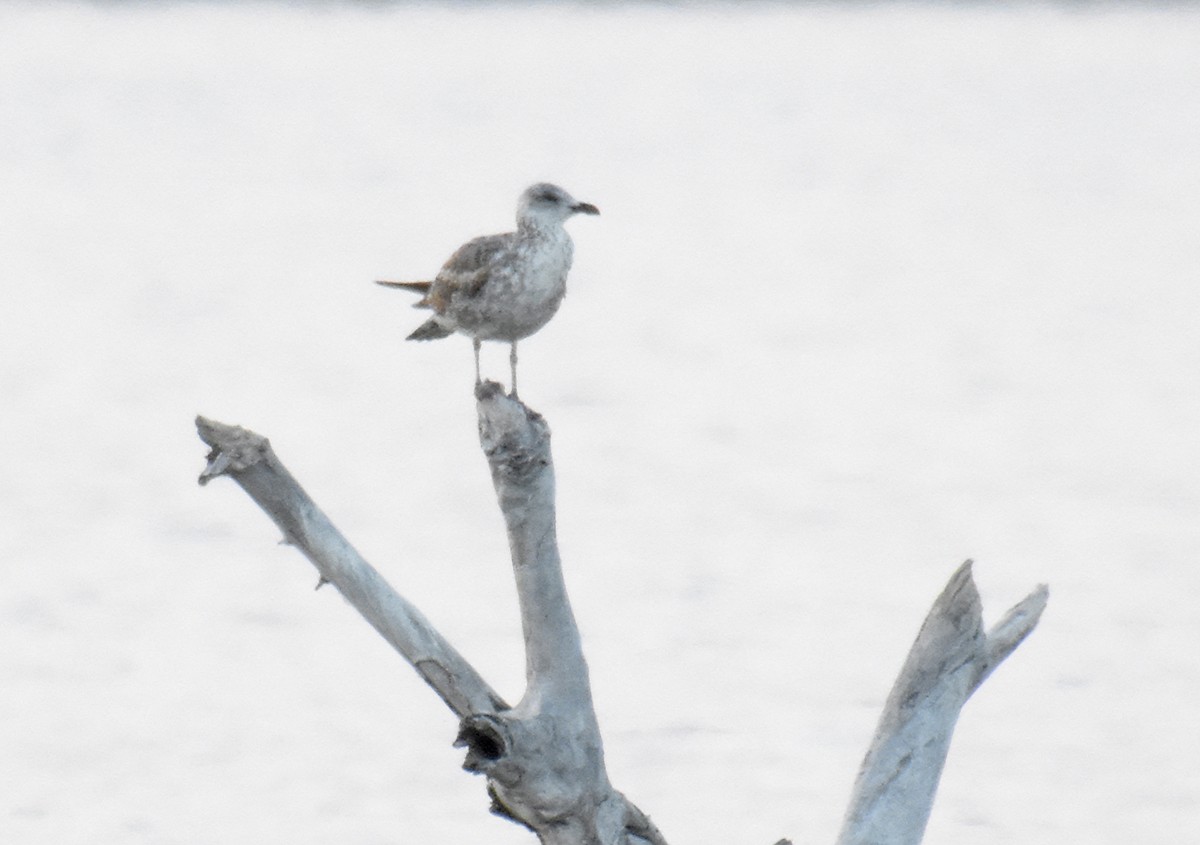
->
[[836, 561, 1048, 845], [196, 396, 1044, 845], [195, 389, 666, 845]]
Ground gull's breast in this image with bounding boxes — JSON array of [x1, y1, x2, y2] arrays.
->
[[472, 233, 573, 341]]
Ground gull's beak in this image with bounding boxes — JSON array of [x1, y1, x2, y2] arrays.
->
[[572, 201, 600, 216]]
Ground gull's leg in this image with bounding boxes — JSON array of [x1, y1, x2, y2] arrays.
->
[[510, 341, 519, 399], [473, 338, 482, 386]]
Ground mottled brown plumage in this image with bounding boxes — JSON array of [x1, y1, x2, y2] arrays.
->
[[376, 183, 599, 396]]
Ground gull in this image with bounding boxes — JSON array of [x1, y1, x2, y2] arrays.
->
[[377, 182, 599, 397]]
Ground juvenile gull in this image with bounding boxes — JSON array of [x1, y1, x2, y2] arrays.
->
[[376, 182, 599, 397]]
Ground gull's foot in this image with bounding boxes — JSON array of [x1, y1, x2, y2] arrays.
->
[[475, 380, 506, 402]]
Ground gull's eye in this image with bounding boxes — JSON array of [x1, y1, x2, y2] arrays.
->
[[537, 190, 560, 204]]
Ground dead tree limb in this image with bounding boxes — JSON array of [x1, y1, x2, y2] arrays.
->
[[196, 389, 1044, 845], [456, 382, 666, 844], [195, 415, 506, 719], [836, 561, 1048, 845], [195, 384, 667, 845]]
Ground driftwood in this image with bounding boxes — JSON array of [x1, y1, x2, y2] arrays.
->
[[196, 382, 1046, 845]]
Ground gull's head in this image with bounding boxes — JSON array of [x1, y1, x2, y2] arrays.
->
[[517, 183, 600, 228]]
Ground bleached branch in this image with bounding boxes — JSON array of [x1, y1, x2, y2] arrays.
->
[[195, 397, 667, 845], [836, 560, 1048, 845], [195, 415, 506, 719], [196, 403, 1044, 845], [461, 382, 666, 845]]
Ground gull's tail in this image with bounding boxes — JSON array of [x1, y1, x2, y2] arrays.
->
[[376, 279, 435, 310], [406, 317, 455, 342], [376, 279, 431, 293]]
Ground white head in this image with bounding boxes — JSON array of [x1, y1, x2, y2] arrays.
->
[[516, 183, 600, 229]]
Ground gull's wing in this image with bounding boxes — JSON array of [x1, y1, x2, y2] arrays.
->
[[427, 233, 512, 309]]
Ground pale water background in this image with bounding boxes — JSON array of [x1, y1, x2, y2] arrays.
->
[[2, 2, 1198, 842]]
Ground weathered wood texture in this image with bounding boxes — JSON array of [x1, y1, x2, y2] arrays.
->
[[196, 383, 667, 845], [197, 387, 1045, 845], [463, 382, 664, 844], [195, 415, 505, 719], [836, 561, 1048, 845]]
